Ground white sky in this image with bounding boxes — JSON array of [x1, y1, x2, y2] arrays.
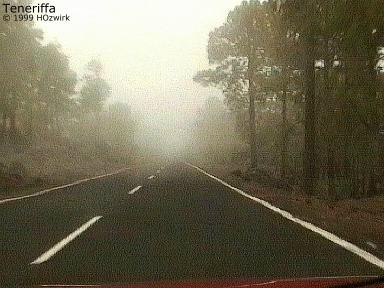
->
[[38, 0, 241, 118], [38, 0, 242, 152]]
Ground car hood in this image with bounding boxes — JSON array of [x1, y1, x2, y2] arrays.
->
[[37, 276, 384, 288]]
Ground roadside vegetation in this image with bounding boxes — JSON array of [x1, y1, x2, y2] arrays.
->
[[0, 6, 136, 197], [193, 0, 384, 200]]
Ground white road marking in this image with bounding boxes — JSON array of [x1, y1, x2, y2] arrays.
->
[[128, 185, 142, 195], [0, 168, 129, 205], [185, 162, 384, 271], [148, 175, 155, 180], [30, 216, 103, 265]]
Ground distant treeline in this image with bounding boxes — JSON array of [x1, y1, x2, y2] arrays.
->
[[194, 0, 384, 199]]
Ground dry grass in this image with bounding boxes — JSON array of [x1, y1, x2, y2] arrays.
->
[[0, 139, 131, 199]]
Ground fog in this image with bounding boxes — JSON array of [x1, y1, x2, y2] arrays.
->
[[38, 0, 241, 156]]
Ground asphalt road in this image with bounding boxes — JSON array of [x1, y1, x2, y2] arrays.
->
[[0, 162, 383, 286]]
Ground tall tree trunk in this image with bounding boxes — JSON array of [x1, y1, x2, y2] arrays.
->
[[342, 56, 355, 197], [248, 56, 257, 169], [9, 93, 17, 143], [327, 141, 336, 199], [26, 103, 34, 138], [1, 112, 7, 140], [324, 54, 336, 200], [303, 34, 317, 196], [367, 35, 379, 197], [379, 133, 384, 192], [281, 68, 288, 178], [9, 109, 16, 142]]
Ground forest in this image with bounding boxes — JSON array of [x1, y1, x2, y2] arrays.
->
[[193, 0, 384, 200], [0, 8, 135, 190], [1, 1, 383, 282], [1, 0, 384, 201]]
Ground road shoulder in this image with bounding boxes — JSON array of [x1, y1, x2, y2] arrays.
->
[[195, 162, 384, 261]]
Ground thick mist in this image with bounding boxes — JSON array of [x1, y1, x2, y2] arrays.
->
[[37, 0, 242, 159]]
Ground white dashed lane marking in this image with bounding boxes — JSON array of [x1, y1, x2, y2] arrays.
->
[[128, 186, 142, 195], [31, 216, 103, 265]]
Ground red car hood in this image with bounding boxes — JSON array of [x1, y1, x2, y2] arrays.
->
[[38, 276, 384, 288]]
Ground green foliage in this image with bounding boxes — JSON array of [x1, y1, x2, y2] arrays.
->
[[195, 0, 384, 199], [194, 57, 249, 111], [36, 43, 77, 126], [0, 8, 135, 157], [79, 60, 111, 114]]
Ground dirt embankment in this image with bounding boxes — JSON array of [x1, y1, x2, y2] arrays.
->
[[0, 140, 132, 200], [199, 162, 384, 260]]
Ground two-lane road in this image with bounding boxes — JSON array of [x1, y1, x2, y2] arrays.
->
[[0, 162, 383, 285]]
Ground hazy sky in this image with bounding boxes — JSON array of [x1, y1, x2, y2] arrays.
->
[[38, 0, 242, 152], [39, 0, 241, 118]]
